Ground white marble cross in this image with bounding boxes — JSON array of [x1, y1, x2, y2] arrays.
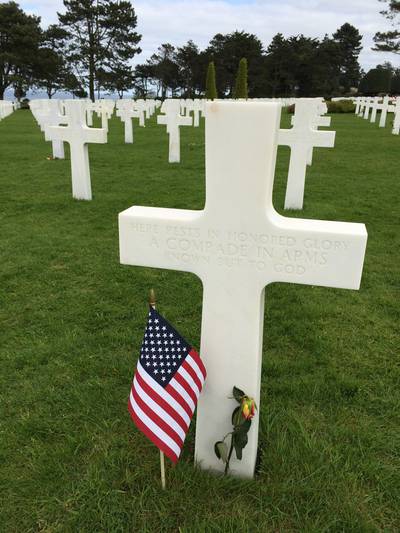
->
[[355, 97, 361, 115], [363, 97, 373, 120], [116, 102, 139, 144], [358, 97, 367, 117], [134, 100, 147, 126], [157, 99, 192, 162], [29, 99, 65, 158], [119, 101, 367, 478], [378, 96, 395, 128], [369, 97, 381, 123], [280, 99, 335, 210], [290, 99, 331, 166], [0, 100, 14, 119], [192, 99, 203, 127], [43, 100, 66, 159], [94, 100, 114, 132], [392, 98, 400, 135], [46, 100, 107, 200]]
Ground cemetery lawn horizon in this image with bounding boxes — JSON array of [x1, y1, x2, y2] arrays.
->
[[1, 108, 399, 532]]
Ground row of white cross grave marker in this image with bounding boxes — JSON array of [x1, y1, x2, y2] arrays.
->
[[355, 95, 400, 134], [1, 97, 368, 478], [28, 96, 336, 209]]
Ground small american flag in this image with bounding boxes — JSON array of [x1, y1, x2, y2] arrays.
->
[[128, 306, 206, 463]]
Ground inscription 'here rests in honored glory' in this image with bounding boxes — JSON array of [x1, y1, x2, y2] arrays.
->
[[119, 101, 368, 478]]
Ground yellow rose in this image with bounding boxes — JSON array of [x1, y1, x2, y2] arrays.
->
[[241, 396, 256, 420]]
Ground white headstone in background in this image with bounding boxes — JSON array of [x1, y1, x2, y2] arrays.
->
[[93, 100, 115, 132], [370, 97, 381, 123], [290, 99, 331, 166], [280, 99, 335, 210], [116, 101, 140, 144], [44, 100, 66, 159], [0, 100, 14, 119], [157, 99, 192, 163], [119, 101, 368, 478], [379, 96, 395, 128], [392, 98, 400, 135], [358, 97, 366, 117], [46, 100, 107, 200], [85, 99, 94, 126], [363, 97, 373, 120], [192, 99, 203, 127], [134, 100, 147, 126], [355, 97, 361, 115]]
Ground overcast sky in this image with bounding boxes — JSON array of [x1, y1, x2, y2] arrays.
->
[[18, 0, 398, 71]]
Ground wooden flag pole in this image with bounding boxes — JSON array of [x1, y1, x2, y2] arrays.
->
[[160, 449, 166, 490], [149, 288, 166, 490]]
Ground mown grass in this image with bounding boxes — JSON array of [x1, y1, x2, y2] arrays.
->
[[0, 107, 399, 532]]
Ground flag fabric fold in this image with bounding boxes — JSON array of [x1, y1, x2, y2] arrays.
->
[[128, 306, 206, 463]]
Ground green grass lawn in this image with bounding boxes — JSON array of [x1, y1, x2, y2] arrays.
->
[[0, 107, 399, 532]]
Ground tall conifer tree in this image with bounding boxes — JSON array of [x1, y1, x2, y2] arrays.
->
[[205, 61, 218, 99], [234, 57, 248, 99]]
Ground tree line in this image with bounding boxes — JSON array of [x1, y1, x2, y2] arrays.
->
[[0, 0, 398, 101], [136, 25, 363, 99]]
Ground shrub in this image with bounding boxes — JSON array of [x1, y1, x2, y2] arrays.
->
[[286, 100, 355, 115], [326, 100, 356, 113], [20, 98, 30, 110]]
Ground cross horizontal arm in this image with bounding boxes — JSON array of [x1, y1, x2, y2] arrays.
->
[[157, 116, 168, 126], [179, 116, 193, 126], [279, 129, 335, 148], [119, 206, 205, 277], [84, 127, 107, 144], [46, 125, 74, 143], [267, 211, 367, 289]]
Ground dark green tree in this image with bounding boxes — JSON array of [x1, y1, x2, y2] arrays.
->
[[205, 61, 217, 99], [265, 34, 292, 96], [133, 63, 155, 97], [391, 66, 400, 92], [373, 0, 400, 54], [206, 31, 264, 96], [233, 58, 248, 98], [58, 0, 141, 101], [359, 63, 393, 94], [33, 25, 71, 98], [144, 43, 180, 98], [34, 48, 65, 98], [98, 64, 135, 98], [265, 34, 318, 96], [175, 40, 204, 97], [0, 1, 42, 99], [312, 35, 342, 96], [63, 71, 87, 97], [333, 23, 363, 91]]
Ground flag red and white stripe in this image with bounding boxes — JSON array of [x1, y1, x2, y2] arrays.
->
[[128, 307, 206, 463]]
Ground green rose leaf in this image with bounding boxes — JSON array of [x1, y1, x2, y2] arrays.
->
[[235, 427, 249, 449], [240, 418, 252, 433], [214, 441, 229, 463], [232, 386, 245, 403], [232, 406, 242, 426]]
